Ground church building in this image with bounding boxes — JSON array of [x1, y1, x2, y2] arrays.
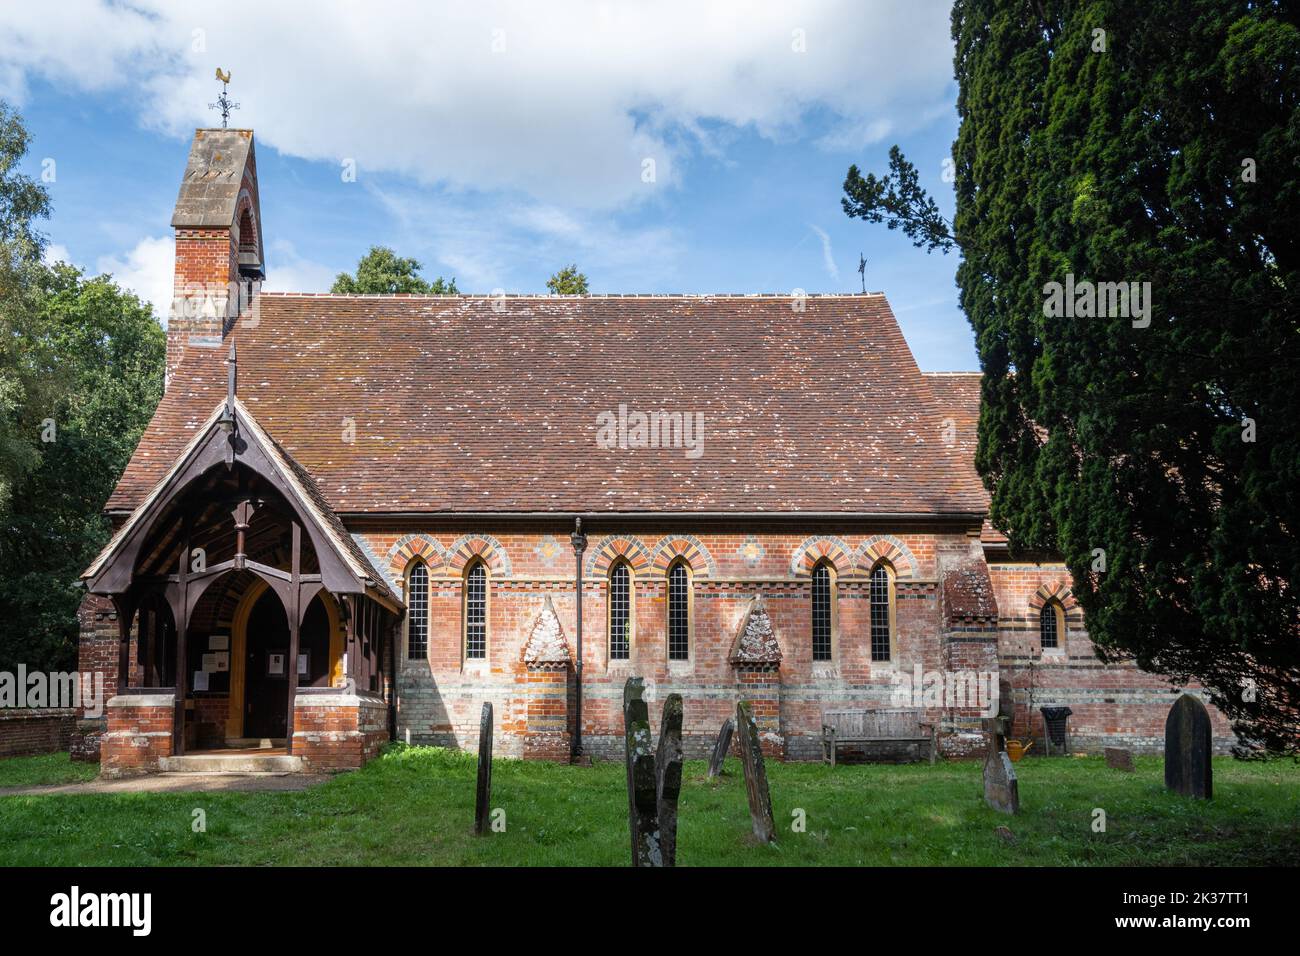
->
[[74, 129, 1231, 774]]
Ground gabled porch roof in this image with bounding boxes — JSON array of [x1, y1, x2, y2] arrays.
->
[[83, 396, 398, 608]]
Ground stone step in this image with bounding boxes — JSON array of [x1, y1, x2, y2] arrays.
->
[[158, 754, 303, 773]]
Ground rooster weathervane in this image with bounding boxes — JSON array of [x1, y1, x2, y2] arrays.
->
[[208, 68, 239, 128]]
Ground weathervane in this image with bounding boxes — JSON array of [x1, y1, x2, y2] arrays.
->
[[857, 252, 868, 293], [208, 68, 239, 128]]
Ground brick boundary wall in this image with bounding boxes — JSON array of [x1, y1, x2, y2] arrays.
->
[[0, 709, 76, 758]]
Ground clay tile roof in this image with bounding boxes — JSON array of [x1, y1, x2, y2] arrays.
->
[[922, 371, 1004, 545], [110, 295, 991, 517]]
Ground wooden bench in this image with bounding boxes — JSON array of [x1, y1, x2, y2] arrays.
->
[[821, 709, 936, 766]]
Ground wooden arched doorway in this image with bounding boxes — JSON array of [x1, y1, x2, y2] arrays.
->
[[230, 583, 341, 742]]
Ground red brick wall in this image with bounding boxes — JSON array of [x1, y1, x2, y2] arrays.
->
[[101, 695, 174, 776], [363, 526, 1018, 760], [167, 227, 238, 382], [986, 560, 1233, 752], [293, 693, 387, 771], [0, 709, 76, 758], [71, 593, 124, 762]]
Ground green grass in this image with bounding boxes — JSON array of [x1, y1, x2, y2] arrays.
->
[[0, 752, 99, 789], [0, 747, 1296, 866]]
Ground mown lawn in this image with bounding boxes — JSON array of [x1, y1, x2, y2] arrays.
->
[[0, 752, 98, 789], [0, 746, 1296, 866]]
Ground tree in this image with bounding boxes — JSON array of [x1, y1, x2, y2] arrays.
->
[[844, 1, 1300, 754], [0, 262, 164, 673], [331, 246, 457, 294], [546, 264, 589, 295], [0, 100, 53, 522], [0, 102, 165, 674]]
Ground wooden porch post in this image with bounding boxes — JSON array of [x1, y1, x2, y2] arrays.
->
[[285, 522, 302, 754], [113, 593, 135, 698], [173, 519, 190, 756]]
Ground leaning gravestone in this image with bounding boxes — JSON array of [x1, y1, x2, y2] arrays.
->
[[1104, 746, 1135, 772], [708, 717, 734, 779], [982, 717, 1019, 815], [474, 701, 493, 835], [1164, 693, 1212, 799], [735, 701, 776, 843], [623, 678, 664, 866], [656, 694, 684, 866]]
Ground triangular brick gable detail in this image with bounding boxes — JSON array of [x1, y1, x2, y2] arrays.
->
[[521, 596, 570, 667], [729, 596, 782, 666], [942, 560, 999, 624]]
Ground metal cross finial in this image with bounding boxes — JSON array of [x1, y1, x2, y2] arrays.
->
[[221, 343, 238, 467], [227, 342, 237, 405], [858, 252, 867, 294], [208, 68, 240, 128]]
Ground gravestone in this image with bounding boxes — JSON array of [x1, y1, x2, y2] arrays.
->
[[622, 678, 663, 866], [1164, 693, 1212, 799], [474, 701, 493, 835], [1104, 746, 1135, 772], [735, 701, 776, 843], [656, 694, 684, 866], [982, 717, 1019, 815], [708, 717, 734, 779]]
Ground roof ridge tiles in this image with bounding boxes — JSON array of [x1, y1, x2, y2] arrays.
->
[[253, 291, 888, 299]]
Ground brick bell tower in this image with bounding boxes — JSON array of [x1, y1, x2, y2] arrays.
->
[[166, 128, 265, 387]]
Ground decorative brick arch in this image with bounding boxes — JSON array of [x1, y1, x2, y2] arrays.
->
[[855, 535, 918, 579], [649, 534, 717, 577], [446, 534, 512, 578], [386, 533, 447, 579], [1028, 581, 1077, 612], [789, 535, 853, 577], [585, 535, 654, 577]]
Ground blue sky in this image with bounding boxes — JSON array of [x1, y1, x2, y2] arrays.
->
[[3, 1, 976, 370]]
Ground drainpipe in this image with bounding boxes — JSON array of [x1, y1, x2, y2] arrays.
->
[[569, 517, 588, 762]]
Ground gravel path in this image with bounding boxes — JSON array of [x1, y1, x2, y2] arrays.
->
[[0, 772, 333, 797]]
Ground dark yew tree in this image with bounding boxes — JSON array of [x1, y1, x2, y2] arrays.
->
[[845, 0, 1300, 753]]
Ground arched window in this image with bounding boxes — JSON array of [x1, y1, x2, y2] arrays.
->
[[667, 560, 691, 661], [1040, 601, 1063, 650], [609, 561, 632, 660], [869, 564, 894, 662], [406, 562, 428, 659], [463, 560, 488, 660], [811, 562, 834, 661]]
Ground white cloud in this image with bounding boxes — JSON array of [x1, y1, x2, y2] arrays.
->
[[262, 239, 335, 294], [0, 1, 955, 210], [41, 243, 72, 267], [95, 235, 173, 324], [808, 224, 839, 281], [367, 182, 680, 292]]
